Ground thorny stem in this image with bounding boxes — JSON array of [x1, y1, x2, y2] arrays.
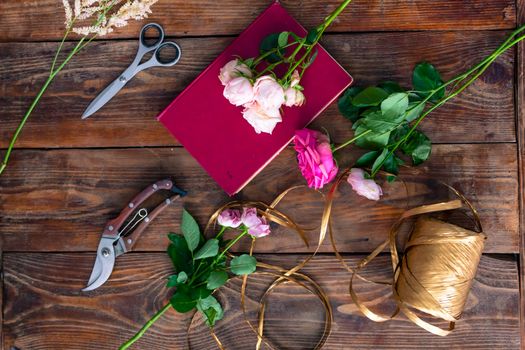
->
[[282, 0, 353, 81], [119, 303, 172, 350]]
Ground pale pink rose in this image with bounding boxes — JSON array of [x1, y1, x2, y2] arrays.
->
[[241, 208, 271, 238], [284, 88, 306, 107], [294, 128, 338, 189], [223, 77, 255, 106], [219, 59, 252, 86], [347, 168, 383, 201], [242, 102, 282, 134], [291, 70, 301, 87], [217, 208, 242, 228], [253, 75, 285, 111]]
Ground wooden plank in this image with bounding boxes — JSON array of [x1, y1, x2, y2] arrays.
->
[[2, 253, 520, 349], [515, 0, 525, 348], [0, 0, 516, 42], [0, 144, 518, 253], [0, 31, 516, 149]]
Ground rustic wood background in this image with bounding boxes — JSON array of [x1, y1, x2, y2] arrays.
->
[[0, 0, 523, 349]]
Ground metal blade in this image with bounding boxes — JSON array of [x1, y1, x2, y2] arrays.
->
[[82, 237, 116, 292], [81, 76, 127, 119]]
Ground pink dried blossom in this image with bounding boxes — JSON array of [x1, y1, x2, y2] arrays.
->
[[347, 168, 383, 201]]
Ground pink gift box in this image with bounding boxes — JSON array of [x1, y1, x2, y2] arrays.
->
[[158, 2, 353, 195]]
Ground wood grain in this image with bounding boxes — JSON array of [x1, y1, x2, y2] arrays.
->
[[0, 0, 516, 42], [0, 144, 518, 254], [2, 253, 519, 349], [515, 0, 525, 348], [0, 31, 516, 149]]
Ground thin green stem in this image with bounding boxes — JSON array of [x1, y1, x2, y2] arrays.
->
[[282, 0, 353, 81], [217, 229, 248, 261], [332, 129, 371, 152], [119, 303, 171, 350], [0, 37, 86, 175]]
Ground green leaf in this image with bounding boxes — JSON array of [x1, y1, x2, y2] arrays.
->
[[306, 27, 319, 45], [196, 295, 224, 327], [167, 233, 193, 274], [352, 87, 389, 107], [243, 57, 254, 67], [379, 81, 404, 94], [338, 87, 364, 122], [355, 151, 380, 167], [304, 48, 318, 69], [170, 289, 197, 313], [192, 286, 213, 300], [354, 125, 391, 150], [177, 271, 188, 283], [401, 130, 432, 165], [383, 154, 404, 175], [181, 209, 200, 252], [371, 149, 389, 174], [362, 111, 403, 134], [206, 271, 229, 290], [194, 239, 219, 260], [230, 254, 257, 275], [412, 62, 444, 101], [278, 31, 289, 47], [381, 93, 409, 120], [260, 33, 283, 63], [404, 101, 425, 122]]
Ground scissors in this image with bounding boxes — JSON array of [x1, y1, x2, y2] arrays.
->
[[81, 23, 182, 119], [82, 179, 187, 292]]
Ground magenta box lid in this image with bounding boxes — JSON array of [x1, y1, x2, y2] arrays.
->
[[158, 2, 353, 195]]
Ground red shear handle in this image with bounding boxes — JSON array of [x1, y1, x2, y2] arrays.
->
[[122, 194, 182, 252], [102, 179, 174, 238]]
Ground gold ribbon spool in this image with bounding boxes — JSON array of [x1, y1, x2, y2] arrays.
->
[[336, 179, 487, 336]]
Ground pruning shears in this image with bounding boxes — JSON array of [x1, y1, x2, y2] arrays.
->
[[82, 178, 187, 292]]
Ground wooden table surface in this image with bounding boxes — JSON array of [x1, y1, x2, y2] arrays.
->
[[1, 0, 524, 349]]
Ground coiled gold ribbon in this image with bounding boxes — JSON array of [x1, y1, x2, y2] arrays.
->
[[329, 169, 487, 336]]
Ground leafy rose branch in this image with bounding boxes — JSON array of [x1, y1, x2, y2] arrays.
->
[[293, 25, 525, 201], [334, 24, 525, 181], [0, 0, 158, 175], [120, 208, 271, 350]]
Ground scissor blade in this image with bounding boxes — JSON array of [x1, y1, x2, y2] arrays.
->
[[81, 77, 126, 119], [82, 238, 116, 292]]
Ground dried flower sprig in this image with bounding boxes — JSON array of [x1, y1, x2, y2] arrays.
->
[[0, 0, 158, 175]]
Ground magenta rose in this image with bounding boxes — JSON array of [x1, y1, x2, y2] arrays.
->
[[294, 129, 338, 189]]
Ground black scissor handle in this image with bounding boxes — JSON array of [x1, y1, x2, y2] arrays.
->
[[139, 22, 165, 49]]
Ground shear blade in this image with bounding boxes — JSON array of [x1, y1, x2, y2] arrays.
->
[[82, 238, 116, 292]]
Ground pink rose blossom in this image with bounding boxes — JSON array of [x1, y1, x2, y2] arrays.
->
[[242, 102, 282, 134], [241, 207, 271, 238], [223, 77, 255, 106], [294, 129, 338, 189], [217, 208, 242, 228], [347, 168, 383, 201], [253, 75, 285, 110], [284, 87, 306, 107], [219, 59, 252, 86]]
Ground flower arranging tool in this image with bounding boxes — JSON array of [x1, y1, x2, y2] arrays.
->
[[82, 179, 187, 292], [81, 22, 182, 119]]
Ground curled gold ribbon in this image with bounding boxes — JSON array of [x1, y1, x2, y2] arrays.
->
[[331, 172, 487, 336], [187, 186, 333, 349]]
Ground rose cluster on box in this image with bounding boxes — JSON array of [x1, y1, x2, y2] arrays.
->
[[220, 60, 305, 134]]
